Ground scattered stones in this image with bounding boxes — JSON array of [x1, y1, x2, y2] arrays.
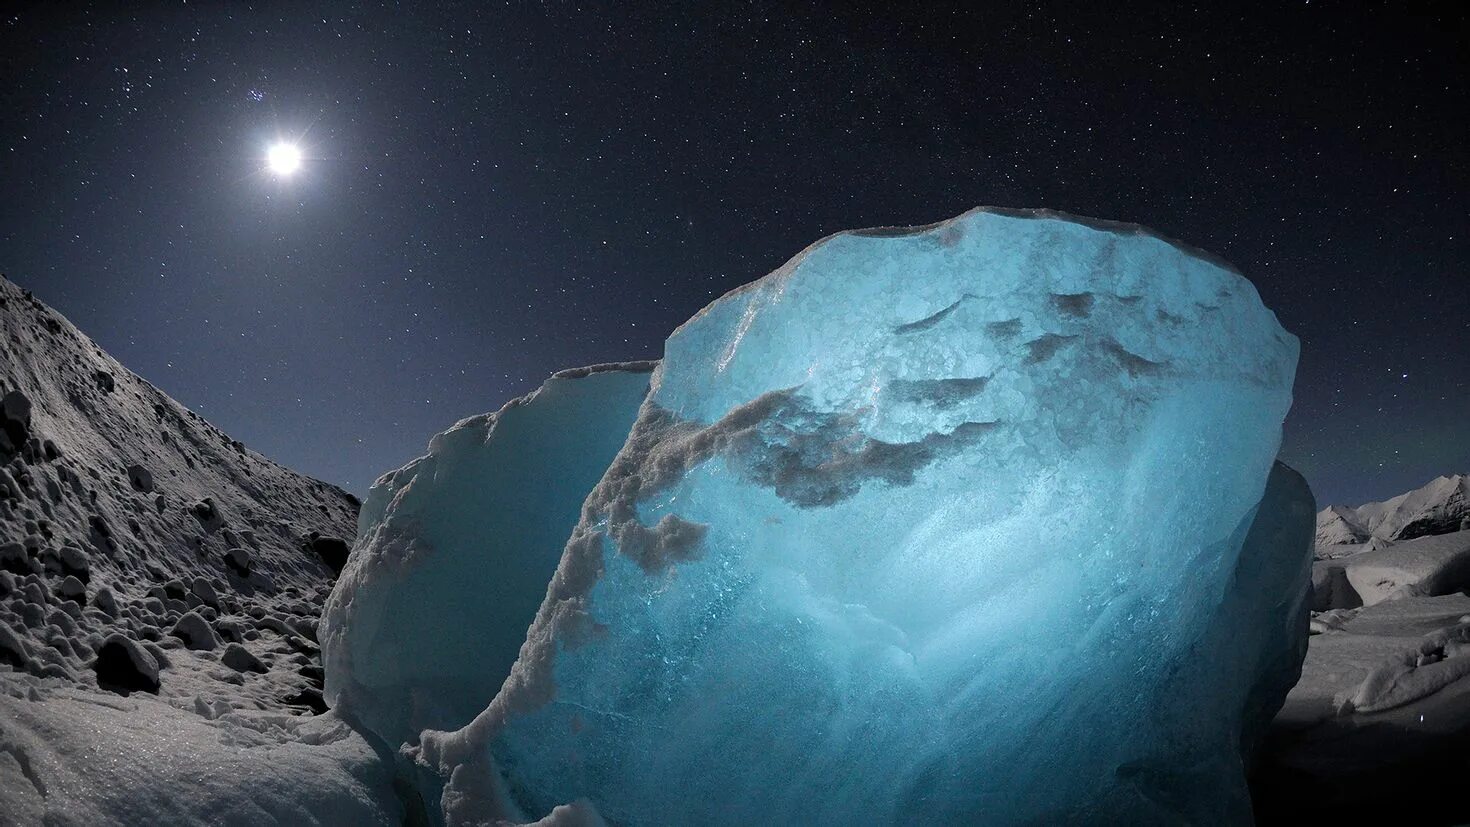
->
[[0, 623, 30, 668], [46, 608, 78, 636], [220, 642, 267, 674], [0, 277, 364, 743], [224, 547, 253, 577], [141, 640, 171, 669], [307, 534, 350, 575], [39, 547, 63, 576], [22, 581, 48, 606], [92, 587, 117, 616], [0, 389, 32, 454], [298, 663, 324, 685], [19, 602, 44, 629], [0, 541, 30, 575], [190, 497, 223, 530], [282, 687, 328, 714], [57, 575, 86, 603], [285, 616, 318, 642], [257, 615, 296, 638], [87, 514, 115, 552], [0, 466, 19, 498], [170, 611, 220, 651], [190, 577, 219, 609], [94, 633, 161, 693], [34, 661, 74, 681], [215, 617, 246, 643], [59, 545, 88, 582]]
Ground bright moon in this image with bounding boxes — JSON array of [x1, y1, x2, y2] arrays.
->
[[266, 143, 302, 175]]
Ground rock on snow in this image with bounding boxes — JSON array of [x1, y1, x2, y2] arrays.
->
[[93, 632, 160, 693], [324, 208, 1314, 825]]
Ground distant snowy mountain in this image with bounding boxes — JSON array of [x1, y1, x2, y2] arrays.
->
[[1313, 473, 1470, 558], [1312, 504, 1368, 550], [0, 275, 400, 823], [1356, 473, 1470, 540]]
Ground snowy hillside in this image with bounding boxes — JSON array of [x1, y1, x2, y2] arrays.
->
[[0, 274, 400, 823], [1312, 504, 1368, 550]]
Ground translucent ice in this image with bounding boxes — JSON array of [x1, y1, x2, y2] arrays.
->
[[320, 363, 654, 747], [348, 208, 1312, 825]]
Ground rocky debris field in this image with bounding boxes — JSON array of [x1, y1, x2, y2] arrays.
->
[[0, 274, 400, 823]]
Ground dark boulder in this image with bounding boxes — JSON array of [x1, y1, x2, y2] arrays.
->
[[307, 535, 351, 575], [94, 633, 161, 694]]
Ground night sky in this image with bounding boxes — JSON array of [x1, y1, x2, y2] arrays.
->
[[1, 3, 1464, 506]]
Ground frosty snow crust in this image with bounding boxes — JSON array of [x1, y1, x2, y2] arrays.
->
[[328, 208, 1313, 825]]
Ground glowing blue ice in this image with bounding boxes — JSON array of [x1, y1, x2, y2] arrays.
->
[[320, 364, 654, 747], [364, 208, 1311, 825]]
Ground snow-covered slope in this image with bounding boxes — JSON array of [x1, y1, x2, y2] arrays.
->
[[1313, 505, 1368, 550], [1359, 474, 1470, 541], [0, 274, 400, 823]]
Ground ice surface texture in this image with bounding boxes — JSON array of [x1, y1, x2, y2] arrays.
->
[[319, 364, 654, 748], [348, 208, 1311, 825]]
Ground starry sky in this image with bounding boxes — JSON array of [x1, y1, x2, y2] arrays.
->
[[1, 2, 1465, 506]]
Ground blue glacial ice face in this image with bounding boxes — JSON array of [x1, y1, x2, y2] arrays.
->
[[319, 363, 654, 748], [406, 208, 1312, 825]]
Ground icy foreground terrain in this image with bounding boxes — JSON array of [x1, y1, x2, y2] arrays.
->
[[326, 208, 1315, 825], [0, 275, 401, 824], [1253, 475, 1470, 823]]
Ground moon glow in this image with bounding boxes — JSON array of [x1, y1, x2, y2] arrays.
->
[[266, 143, 302, 176]]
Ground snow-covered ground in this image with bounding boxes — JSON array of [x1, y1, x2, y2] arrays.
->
[[1253, 480, 1470, 823], [0, 274, 401, 824]]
